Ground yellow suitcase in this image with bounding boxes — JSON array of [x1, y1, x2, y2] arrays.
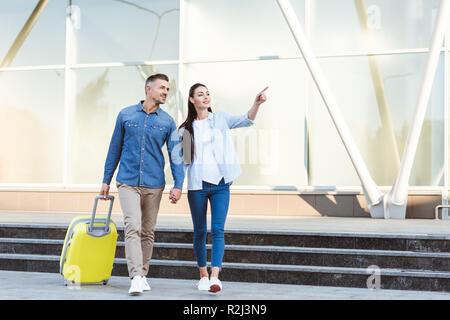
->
[[60, 195, 118, 285]]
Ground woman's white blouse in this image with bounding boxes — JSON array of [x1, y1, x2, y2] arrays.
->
[[180, 111, 255, 191], [193, 117, 223, 185]]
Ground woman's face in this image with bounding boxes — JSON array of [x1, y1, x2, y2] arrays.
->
[[190, 86, 211, 110]]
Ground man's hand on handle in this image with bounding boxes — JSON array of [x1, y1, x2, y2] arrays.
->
[[100, 183, 111, 200]]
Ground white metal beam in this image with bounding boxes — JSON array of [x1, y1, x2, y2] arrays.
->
[[277, 0, 384, 218], [385, 0, 450, 219], [278, 0, 450, 219]]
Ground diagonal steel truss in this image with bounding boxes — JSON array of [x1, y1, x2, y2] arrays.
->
[[277, 0, 450, 219], [0, 0, 50, 69]]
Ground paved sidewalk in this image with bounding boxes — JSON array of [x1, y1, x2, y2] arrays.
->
[[1, 270, 450, 300]]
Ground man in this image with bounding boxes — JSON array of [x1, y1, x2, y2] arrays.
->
[[100, 73, 184, 295]]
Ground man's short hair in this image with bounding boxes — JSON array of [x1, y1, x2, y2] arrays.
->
[[145, 73, 169, 87]]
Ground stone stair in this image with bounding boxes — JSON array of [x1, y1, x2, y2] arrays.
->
[[0, 223, 449, 291]]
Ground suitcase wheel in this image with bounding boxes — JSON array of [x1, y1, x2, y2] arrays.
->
[[64, 279, 76, 286], [102, 280, 109, 285]]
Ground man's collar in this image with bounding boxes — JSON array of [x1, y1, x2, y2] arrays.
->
[[138, 100, 160, 115]]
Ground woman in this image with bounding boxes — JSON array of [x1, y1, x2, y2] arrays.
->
[[176, 83, 268, 293]]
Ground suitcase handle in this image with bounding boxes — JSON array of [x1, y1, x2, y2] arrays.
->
[[88, 195, 115, 234]]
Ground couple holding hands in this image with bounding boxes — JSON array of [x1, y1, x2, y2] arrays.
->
[[100, 73, 268, 295]]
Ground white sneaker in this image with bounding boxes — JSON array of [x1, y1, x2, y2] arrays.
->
[[142, 276, 151, 291], [209, 277, 222, 293], [197, 277, 210, 291], [128, 276, 143, 296]]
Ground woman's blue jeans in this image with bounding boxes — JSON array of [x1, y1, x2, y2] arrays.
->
[[187, 178, 230, 268]]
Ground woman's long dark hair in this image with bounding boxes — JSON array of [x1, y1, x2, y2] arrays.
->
[[179, 83, 212, 164]]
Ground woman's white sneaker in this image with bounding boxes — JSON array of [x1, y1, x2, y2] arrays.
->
[[128, 276, 143, 296], [197, 277, 210, 291], [209, 277, 222, 293]]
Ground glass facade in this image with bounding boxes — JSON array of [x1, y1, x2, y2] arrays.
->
[[311, 0, 439, 54], [72, 0, 179, 63], [0, 0, 448, 190], [309, 53, 444, 186], [0, 69, 65, 183]]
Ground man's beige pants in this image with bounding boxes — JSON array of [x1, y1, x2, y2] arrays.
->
[[117, 183, 164, 279]]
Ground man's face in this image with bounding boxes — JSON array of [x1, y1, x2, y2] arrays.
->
[[146, 79, 170, 105]]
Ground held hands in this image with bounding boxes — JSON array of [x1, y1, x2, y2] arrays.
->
[[254, 86, 269, 106], [169, 187, 182, 204]]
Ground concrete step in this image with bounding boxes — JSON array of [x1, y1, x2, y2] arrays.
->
[[0, 253, 449, 291], [1, 238, 449, 272], [2, 224, 450, 252], [2, 223, 450, 292]]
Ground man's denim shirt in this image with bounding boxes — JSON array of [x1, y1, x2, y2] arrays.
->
[[103, 101, 185, 189], [180, 112, 254, 191]]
